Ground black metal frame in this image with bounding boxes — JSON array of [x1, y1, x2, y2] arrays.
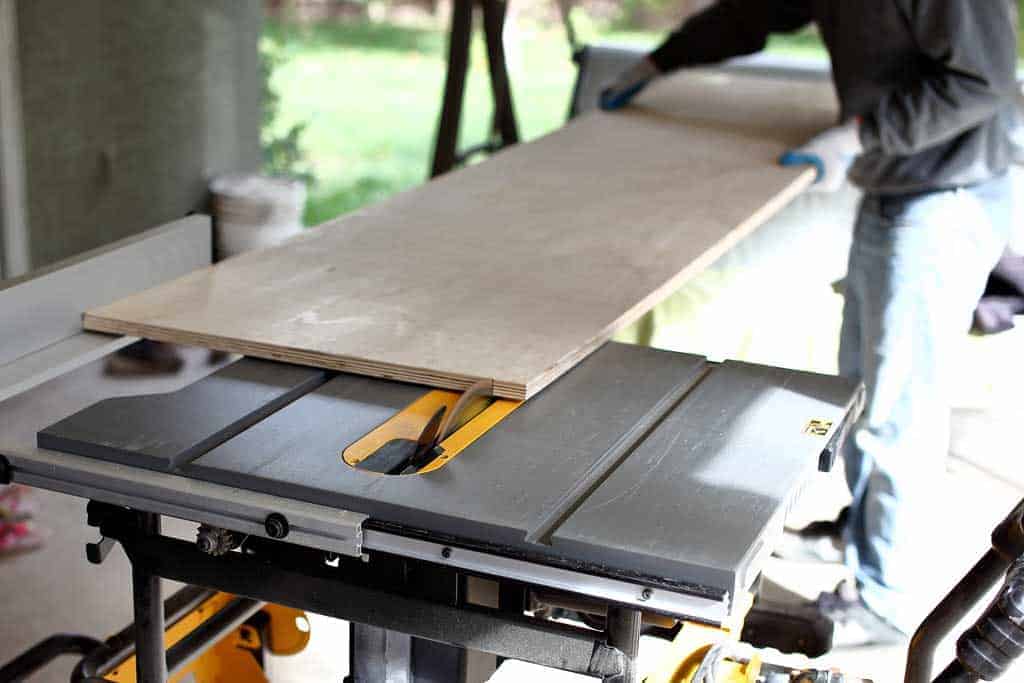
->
[[11, 496, 1019, 683], [0, 635, 103, 682], [87, 502, 641, 683], [430, 0, 520, 177], [906, 498, 1024, 683], [72, 585, 217, 682], [130, 512, 167, 682], [0, 583, 264, 683], [4, 498, 844, 683]]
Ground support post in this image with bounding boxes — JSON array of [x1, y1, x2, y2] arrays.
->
[[430, 0, 520, 177], [605, 606, 641, 683], [906, 499, 1024, 683], [0, 0, 31, 278], [479, 0, 519, 146], [430, 0, 473, 178], [132, 513, 167, 683]]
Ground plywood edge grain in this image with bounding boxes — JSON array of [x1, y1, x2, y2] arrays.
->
[[82, 313, 521, 399]]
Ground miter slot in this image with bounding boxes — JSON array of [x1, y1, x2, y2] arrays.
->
[[550, 360, 862, 602], [523, 363, 712, 546], [182, 374, 433, 487], [36, 357, 331, 471]]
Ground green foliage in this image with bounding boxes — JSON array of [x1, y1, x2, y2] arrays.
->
[[609, 0, 677, 31], [261, 36, 314, 183], [303, 177, 394, 225], [264, 18, 444, 57], [565, 6, 602, 45], [265, 19, 580, 226], [269, 8, 1024, 227]]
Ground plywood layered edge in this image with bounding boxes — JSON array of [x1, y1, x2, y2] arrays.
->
[[82, 313, 517, 395]]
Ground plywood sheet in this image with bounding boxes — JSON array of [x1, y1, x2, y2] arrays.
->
[[84, 71, 838, 400]]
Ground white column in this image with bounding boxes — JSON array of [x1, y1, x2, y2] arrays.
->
[[0, 0, 30, 278]]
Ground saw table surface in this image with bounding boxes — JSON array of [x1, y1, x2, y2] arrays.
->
[[27, 342, 859, 604]]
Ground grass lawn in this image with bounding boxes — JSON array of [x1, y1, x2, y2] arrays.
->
[[264, 19, 824, 225]]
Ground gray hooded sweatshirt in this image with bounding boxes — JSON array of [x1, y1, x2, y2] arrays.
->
[[649, 0, 1019, 195]]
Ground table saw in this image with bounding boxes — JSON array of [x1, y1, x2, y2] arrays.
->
[[0, 218, 867, 682]]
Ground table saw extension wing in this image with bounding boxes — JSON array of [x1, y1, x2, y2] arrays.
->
[[5, 341, 861, 623]]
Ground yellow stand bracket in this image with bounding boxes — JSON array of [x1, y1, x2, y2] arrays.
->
[[105, 594, 310, 683]]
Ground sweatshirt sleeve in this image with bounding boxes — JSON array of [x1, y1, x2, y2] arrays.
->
[[649, 0, 814, 73], [859, 0, 1019, 155]]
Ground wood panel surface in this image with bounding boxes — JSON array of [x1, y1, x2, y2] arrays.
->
[[85, 71, 838, 400]]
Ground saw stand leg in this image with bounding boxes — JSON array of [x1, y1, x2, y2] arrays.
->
[[906, 498, 1024, 683], [131, 512, 168, 683], [347, 624, 469, 682], [605, 606, 642, 683], [430, 0, 519, 177]]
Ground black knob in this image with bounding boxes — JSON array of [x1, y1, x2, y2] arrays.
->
[[197, 534, 215, 555], [264, 513, 290, 539]]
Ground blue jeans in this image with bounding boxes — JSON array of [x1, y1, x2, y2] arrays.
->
[[840, 174, 1013, 633]]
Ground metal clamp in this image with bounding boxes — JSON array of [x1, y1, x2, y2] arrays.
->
[[86, 536, 117, 565]]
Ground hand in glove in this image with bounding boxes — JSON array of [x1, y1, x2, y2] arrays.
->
[[779, 119, 863, 193], [599, 58, 660, 111]]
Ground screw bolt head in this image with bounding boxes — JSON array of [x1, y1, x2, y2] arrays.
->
[[264, 513, 290, 539]]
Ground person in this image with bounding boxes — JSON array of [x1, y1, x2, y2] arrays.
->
[[600, 0, 1019, 644], [974, 248, 1024, 334], [0, 485, 44, 556]]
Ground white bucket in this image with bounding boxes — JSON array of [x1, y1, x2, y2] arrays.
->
[[211, 173, 307, 259]]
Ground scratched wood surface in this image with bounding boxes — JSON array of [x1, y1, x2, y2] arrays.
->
[[85, 70, 837, 400]]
